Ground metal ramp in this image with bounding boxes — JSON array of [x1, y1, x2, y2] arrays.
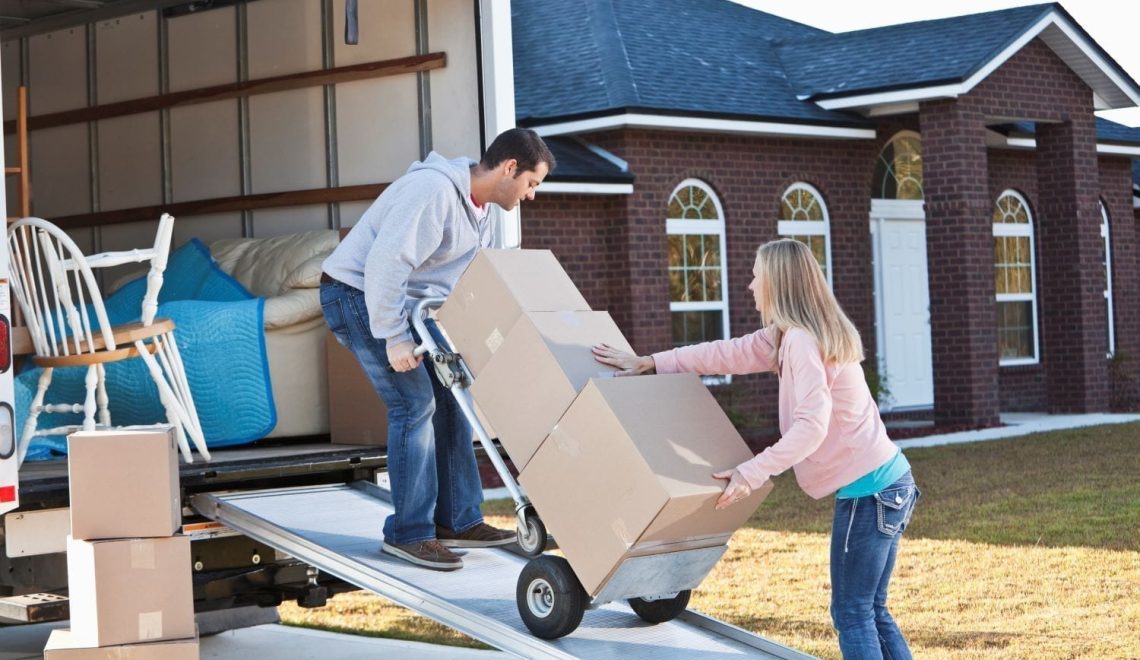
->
[[190, 482, 816, 660]]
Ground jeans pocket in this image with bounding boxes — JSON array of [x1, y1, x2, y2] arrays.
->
[[874, 484, 918, 537], [321, 293, 351, 348]]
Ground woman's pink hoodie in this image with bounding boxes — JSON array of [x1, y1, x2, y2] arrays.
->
[[652, 326, 897, 499]]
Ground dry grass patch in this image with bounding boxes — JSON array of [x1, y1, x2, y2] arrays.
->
[[281, 423, 1140, 658]]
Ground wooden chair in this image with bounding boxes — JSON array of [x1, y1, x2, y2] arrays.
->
[[7, 215, 210, 466]]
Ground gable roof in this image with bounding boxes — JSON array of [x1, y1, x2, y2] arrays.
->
[[543, 137, 633, 184], [778, 3, 1140, 111], [513, 1, 1140, 129], [511, 0, 868, 129]]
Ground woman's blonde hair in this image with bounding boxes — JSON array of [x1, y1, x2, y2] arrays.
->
[[755, 239, 864, 365]]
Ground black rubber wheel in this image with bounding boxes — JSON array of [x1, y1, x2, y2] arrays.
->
[[516, 507, 547, 557], [516, 555, 587, 639], [627, 590, 691, 624]]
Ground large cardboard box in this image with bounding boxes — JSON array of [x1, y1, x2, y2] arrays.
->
[[436, 249, 590, 377], [43, 628, 199, 659], [519, 374, 773, 596], [469, 311, 632, 471], [68, 428, 180, 540], [66, 536, 196, 647], [326, 331, 388, 447]]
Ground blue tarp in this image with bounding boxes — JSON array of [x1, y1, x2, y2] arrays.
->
[[19, 239, 277, 460]]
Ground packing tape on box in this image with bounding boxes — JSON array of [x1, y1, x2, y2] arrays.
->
[[484, 327, 504, 354], [612, 518, 634, 547], [557, 310, 580, 326], [552, 430, 580, 457], [130, 541, 156, 570], [138, 611, 163, 640]]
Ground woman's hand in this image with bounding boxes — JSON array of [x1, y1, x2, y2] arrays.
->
[[713, 468, 753, 510], [592, 343, 655, 376]]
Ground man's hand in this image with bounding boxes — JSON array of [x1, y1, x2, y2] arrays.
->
[[387, 340, 423, 373], [713, 468, 754, 510], [592, 343, 655, 376]]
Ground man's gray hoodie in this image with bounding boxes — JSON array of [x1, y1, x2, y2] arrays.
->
[[322, 152, 491, 346]]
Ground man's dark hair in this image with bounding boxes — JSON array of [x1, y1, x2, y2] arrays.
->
[[480, 128, 556, 176]]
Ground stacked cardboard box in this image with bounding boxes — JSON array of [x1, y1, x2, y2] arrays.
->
[[46, 428, 199, 658], [439, 250, 772, 598]]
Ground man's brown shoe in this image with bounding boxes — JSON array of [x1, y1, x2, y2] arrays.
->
[[436, 522, 515, 548], [381, 539, 463, 571]]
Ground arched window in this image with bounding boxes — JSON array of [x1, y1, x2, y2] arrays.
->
[[1100, 200, 1115, 358], [778, 183, 832, 284], [667, 179, 729, 351], [872, 132, 923, 200], [993, 190, 1038, 364]]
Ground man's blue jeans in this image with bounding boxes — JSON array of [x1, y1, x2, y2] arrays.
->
[[830, 470, 920, 660], [320, 281, 484, 545]]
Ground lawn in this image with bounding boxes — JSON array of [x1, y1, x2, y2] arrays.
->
[[279, 422, 1140, 659]]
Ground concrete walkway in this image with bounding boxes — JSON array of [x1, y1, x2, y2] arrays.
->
[[895, 411, 1140, 449], [0, 621, 510, 659]]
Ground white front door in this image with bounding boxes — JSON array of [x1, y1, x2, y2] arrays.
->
[[872, 201, 933, 410]]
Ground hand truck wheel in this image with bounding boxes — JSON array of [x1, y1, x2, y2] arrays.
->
[[516, 505, 547, 557], [516, 555, 586, 639], [627, 589, 691, 624]]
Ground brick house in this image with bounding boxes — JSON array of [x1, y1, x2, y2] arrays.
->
[[511, 0, 1140, 437]]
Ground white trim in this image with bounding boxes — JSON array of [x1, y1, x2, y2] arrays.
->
[[667, 179, 732, 366], [583, 142, 629, 172], [1101, 201, 1115, 358], [536, 182, 633, 195], [817, 12, 1140, 111], [991, 134, 1140, 156], [479, 0, 520, 249], [531, 113, 876, 140], [994, 189, 1040, 366], [866, 102, 920, 117], [870, 199, 925, 219], [1096, 143, 1140, 156], [777, 182, 833, 286]]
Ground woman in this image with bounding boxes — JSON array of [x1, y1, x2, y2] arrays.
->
[[594, 239, 920, 660]]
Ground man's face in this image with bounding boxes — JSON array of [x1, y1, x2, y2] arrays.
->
[[493, 159, 549, 210]]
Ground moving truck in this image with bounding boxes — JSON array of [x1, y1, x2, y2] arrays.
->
[[0, 0, 518, 631]]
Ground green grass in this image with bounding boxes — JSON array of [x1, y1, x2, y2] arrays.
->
[[281, 421, 1140, 658]]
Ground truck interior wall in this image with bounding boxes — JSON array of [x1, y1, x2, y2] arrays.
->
[[1, 0, 482, 262]]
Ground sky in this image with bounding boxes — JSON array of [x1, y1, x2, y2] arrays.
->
[[730, 0, 1140, 127]]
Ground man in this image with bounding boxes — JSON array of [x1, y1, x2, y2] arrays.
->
[[320, 128, 554, 570]]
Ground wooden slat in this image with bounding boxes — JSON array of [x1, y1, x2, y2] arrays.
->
[[17, 86, 29, 217], [4, 53, 446, 135], [51, 183, 390, 230]]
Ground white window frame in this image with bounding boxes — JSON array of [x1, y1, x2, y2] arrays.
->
[[667, 178, 731, 384], [777, 182, 833, 286], [1101, 200, 1115, 358], [993, 189, 1039, 366]]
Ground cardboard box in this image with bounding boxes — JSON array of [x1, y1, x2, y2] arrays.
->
[[44, 628, 199, 659], [68, 428, 180, 540], [326, 331, 388, 447], [469, 311, 633, 471], [436, 249, 591, 377], [519, 374, 773, 596], [66, 536, 196, 647]]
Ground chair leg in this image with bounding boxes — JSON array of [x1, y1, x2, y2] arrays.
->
[[18, 367, 54, 467], [82, 364, 99, 431], [157, 332, 204, 442], [96, 363, 111, 428], [135, 338, 203, 463]]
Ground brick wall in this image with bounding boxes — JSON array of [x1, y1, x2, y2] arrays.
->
[[522, 37, 1132, 431]]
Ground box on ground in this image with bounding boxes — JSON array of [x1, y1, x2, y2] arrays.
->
[[469, 311, 632, 471], [326, 331, 388, 447], [68, 428, 180, 540], [518, 374, 773, 596], [43, 627, 199, 659], [66, 535, 195, 647], [437, 249, 590, 377]]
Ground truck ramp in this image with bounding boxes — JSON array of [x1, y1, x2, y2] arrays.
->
[[191, 482, 815, 660]]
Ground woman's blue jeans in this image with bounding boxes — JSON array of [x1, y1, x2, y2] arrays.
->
[[320, 281, 484, 545], [830, 470, 920, 660]]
